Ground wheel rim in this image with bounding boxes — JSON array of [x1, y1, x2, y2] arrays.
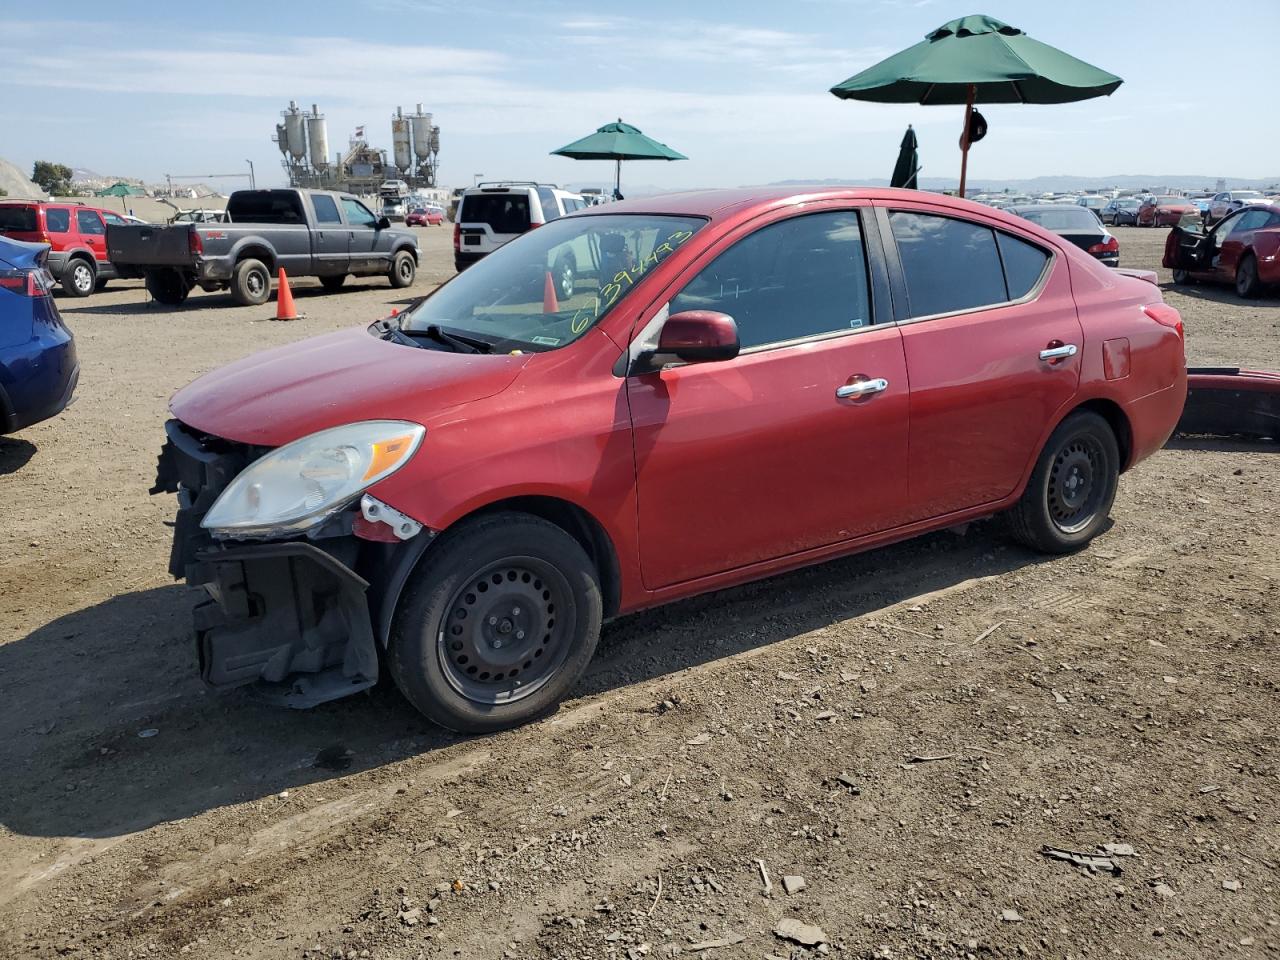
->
[[1237, 260, 1255, 296], [437, 557, 573, 705], [558, 263, 574, 298], [247, 270, 265, 297], [1047, 436, 1106, 535], [73, 264, 92, 293], [398, 257, 413, 282]]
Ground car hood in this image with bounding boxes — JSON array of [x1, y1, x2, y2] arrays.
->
[[170, 326, 527, 446]]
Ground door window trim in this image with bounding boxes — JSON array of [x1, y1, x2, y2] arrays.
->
[[874, 204, 1056, 326], [619, 202, 894, 377]]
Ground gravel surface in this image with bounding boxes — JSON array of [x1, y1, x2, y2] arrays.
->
[[1, 224, 1277, 959]]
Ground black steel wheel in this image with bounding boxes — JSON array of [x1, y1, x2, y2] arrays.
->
[[390, 512, 603, 732], [1007, 410, 1119, 554], [1235, 253, 1261, 299], [230, 258, 270, 306]]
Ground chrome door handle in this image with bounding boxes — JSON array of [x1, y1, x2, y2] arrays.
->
[[1039, 344, 1078, 361], [836, 378, 889, 399]]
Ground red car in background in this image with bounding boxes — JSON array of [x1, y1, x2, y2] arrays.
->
[[153, 187, 1187, 733], [0, 200, 130, 297], [406, 206, 445, 226], [1136, 195, 1197, 228], [1165, 203, 1280, 298]]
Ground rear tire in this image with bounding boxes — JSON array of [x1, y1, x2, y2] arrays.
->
[[319, 274, 347, 293], [230, 258, 271, 306], [1007, 410, 1119, 554], [389, 250, 416, 288], [1235, 253, 1261, 299], [389, 512, 603, 733], [553, 254, 576, 299], [144, 268, 191, 305], [1171, 268, 1191, 285], [62, 258, 95, 298]]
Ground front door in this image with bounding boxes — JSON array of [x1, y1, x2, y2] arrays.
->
[[341, 197, 382, 274], [628, 208, 910, 590], [880, 205, 1083, 521]]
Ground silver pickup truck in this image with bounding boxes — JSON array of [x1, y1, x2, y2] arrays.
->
[[106, 188, 420, 306]]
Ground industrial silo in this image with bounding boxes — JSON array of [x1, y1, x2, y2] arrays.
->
[[391, 107, 412, 173], [307, 105, 329, 170], [275, 122, 291, 156], [409, 104, 433, 163], [284, 101, 307, 162]]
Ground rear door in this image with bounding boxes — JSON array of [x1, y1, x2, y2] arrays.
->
[[878, 204, 1083, 521], [310, 194, 348, 275], [629, 205, 910, 589]]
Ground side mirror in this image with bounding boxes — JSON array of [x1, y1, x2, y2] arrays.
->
[[376, 216, 391, 230], [656, 310, 740, 363]]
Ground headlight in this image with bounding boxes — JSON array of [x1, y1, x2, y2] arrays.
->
[[202, 420, 425, 538]]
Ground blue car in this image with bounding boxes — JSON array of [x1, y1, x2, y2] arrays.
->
[[1, 236, 78, 433]]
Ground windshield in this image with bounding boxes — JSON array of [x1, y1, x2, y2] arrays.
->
[[1015, 208, 1100, 230], [1155, 196, 1186, 205], [403, 214, 705, 351], [1232, 191, 1262, 199]]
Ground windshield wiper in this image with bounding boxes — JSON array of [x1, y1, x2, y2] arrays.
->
[[418, 325, 493, 354]]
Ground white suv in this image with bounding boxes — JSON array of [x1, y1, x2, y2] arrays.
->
[[454, 182, 586, 288]]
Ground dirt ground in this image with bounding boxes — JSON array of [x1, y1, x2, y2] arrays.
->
[[1, 224, 1277, 960]]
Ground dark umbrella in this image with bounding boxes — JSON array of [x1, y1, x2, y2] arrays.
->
[[552, 120, 687, 200], [831, 15, 1122, 197], [890, 125, 920, 189]]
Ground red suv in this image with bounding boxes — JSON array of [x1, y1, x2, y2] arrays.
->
[[0, 201, 129, 297], [153, 188, 1187, 733]]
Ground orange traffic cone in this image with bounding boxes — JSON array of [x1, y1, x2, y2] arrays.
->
[[274, 267, 299, 321], [542, 270, 559, 314]]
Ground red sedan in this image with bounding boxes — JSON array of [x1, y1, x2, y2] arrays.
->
[[406, 207, 444, 226], [1137, 195, 1197, 228], [1165, 203, 1280, 298], [153, 188, 1187, 732]]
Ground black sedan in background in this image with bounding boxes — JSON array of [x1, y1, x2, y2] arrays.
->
[[1100, 197, 1140, 226], [1006, 205, 1120, 267]]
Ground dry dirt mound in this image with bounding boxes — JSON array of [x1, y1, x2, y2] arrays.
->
[[0, 156, 46, 200]]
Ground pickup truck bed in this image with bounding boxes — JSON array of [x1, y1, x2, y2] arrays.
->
[[107, 188, 419, 307]]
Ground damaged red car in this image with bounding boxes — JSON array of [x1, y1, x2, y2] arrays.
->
[[153, 188, 1187, 732]]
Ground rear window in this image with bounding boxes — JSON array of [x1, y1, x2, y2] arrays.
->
[[226, 190, 307, 224], [460, 193, 531, 234], [1014, 208, 1100, 231], [45, 208, 70, 233], [312, 194, 342, 224], [0, 206, 38, 232]]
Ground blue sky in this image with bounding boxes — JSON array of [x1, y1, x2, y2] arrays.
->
[[2, 0, 1277, 191]]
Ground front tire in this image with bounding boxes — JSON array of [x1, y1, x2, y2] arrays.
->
[[389, 250, 416, 288], [62, 258, 95, 298], [389, 512, 603, 733], [1007, 410, 1119, 554], [1235, 253, 1261, 299], [230, 258, 271, 306]]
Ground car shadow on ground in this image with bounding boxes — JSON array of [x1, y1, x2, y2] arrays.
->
[[1161, 281, 1280, 309], [0, 437, 37, 475], [1165, 436, 1279, 453], [0, 524, 1041, 840]]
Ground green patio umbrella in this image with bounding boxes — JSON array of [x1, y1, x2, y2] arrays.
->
[[890, 125, 920, 189], [552, 120, 686, 200], [95, 181, 145, 211], [831, 15, 1122, 197]]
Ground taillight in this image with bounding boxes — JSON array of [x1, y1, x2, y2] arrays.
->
[[0, 268, 50, 297], [188, 228, 203, 256], [452, 223, 460, 252], [1143, 302, 1184, 340], [1089, 236, 1120, 255]]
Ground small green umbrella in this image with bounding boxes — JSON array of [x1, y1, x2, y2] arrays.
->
[[890, 125, 920, 190], [552, 120, 686, 199], [831, 15, 1122, 197], [95, 181, 144, 211]]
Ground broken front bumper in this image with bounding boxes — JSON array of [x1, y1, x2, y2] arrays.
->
[[1177, 368, 1280, 440], [153, 419, 431, 708]]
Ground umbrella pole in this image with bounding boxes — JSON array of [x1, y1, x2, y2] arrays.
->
[[958, 83, 975, 199], [615, 158, 622, 199]]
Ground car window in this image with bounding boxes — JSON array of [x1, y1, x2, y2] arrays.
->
[[537, 187, 561, 222], [460, 193, 531, 233], [45, 208, 70, 233], [670, 211, 873, 350], [890, 211, 1007, 318], [0, 206, 39, 231], [102, 212, 125, 225], [997, 233, 1050, 300], [341, 198, 377, 227], [76, 209, 106, 235], [312, 194, 342, 224], [1230, 209, 1270, 233]]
